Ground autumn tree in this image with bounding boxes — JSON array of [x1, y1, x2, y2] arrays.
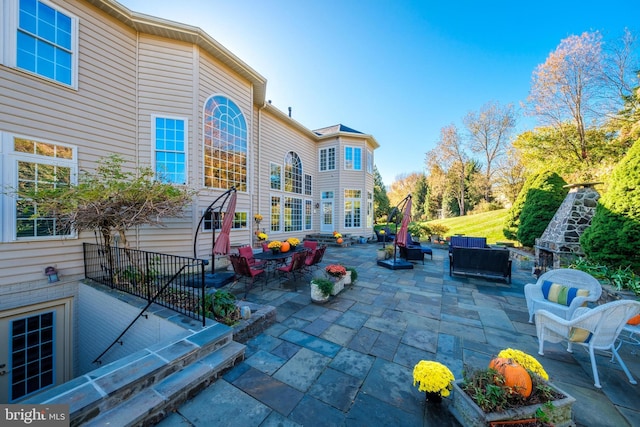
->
[[527, 30, 638, 166], [388, 172, 422, 209], [427, 124, 468, 216], [412, 174, 429, 221], [494, 147, 526, 205], [463, 101, 516, 202]]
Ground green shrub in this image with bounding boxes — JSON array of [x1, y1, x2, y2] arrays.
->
[[517, 171, 567, 248], [581, 139, 640, 272], [503, 172, 540, 240], [312, 278, 334, 297]]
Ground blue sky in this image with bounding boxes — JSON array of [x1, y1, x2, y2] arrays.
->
[[119, 0, 638, 186]]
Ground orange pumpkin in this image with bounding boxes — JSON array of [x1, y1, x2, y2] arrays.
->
[[488, 357, 532, 398], [336, 237, 344, 244], [280, 241, 291, 253]]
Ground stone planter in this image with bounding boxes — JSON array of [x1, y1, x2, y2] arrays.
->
[[310, 282, 330, 303], [377, 249, 386, 260], [331, 277, 345, 295], [343, 270, 352, 285], [448, 380, 575, 427]]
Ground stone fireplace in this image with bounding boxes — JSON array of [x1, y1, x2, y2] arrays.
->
[[534, 182, 601, 273]]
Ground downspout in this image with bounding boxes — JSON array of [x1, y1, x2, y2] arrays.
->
[[256, 99, 268, 240], [134, 31, 140, 246]]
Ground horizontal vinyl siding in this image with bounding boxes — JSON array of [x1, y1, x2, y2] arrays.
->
[[0, 1, 139, 286], [258, 111, 317, 237]]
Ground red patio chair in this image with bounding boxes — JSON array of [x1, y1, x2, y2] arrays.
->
[[303, 240, 318, 251], [238, 245, 266, 269], [229, 254, 266, 296], [276, 250, 308, 288], [304, 245, 327, 273]]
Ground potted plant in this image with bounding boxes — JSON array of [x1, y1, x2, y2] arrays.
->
[[325, 264, 347, 295], [449, 348, 575, 427], [412, 360, 456, 404], [345, 266, 358, 284], [310, 277, 334, 303], [267, 240, 282, 253]]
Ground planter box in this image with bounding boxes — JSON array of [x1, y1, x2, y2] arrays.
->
[[331, 278, 345, 295], [448, 380, 576, 427]]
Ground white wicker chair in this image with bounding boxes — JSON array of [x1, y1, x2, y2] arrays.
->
[[535, 299, 640, 388], [524, 268, 602, 323]]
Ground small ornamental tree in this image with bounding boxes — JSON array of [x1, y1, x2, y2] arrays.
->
[[17, 155, 194, 248], [517, 171, 567, 248], [581, 139, 640, 271]]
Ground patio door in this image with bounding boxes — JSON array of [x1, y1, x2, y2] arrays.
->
[[320, 191, 334, 233], [0, 299, 72, 403]]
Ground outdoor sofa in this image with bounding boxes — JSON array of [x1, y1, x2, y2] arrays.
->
[[449, 246, 512, 283]]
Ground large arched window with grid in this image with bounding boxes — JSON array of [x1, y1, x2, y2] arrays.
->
[[203, 95, 247, 191], [284, 151, 302, 194]]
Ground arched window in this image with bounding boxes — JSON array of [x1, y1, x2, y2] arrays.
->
[[284, 151, 302, 194], [203, 95, 247, 191]]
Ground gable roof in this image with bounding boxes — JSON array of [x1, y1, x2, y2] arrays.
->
[[314, 124, 379, 149]]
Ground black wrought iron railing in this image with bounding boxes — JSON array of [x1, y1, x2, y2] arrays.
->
[[83, 243, 208, 326]]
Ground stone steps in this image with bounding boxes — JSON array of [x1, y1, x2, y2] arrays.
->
[[83, 341, 245, 426], [304, 233, 355, 247], [26, 322, 245, 427]]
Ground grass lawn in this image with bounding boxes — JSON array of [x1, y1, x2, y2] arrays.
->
[[424, 209, 517, 246]]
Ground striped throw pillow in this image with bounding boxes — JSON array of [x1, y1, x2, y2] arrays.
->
[[569, 327, 592, 343], [541, 281, 589, 306]]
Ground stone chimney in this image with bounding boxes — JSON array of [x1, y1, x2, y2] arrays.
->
[[534, 182, 601, 272]]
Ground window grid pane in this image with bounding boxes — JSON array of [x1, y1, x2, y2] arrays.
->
[[270, 196, 281, 232], [270, 163, 281, 190], [284, 197, 302, 232], [203, 96, 247, 191], [284, 152, 302, 194], [304, 174, 312, 196], [155, 117, 186, 184], [17, 0, 73, 85], [344, 189, 361, 228], [10, 311, 55, 401], [305, 200, 312, 230]]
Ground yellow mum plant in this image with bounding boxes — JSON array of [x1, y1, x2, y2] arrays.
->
[[267, 240, 282, 250], [254, 213, 263, 222], [257, 232, 268, 241], [286, 237, 300, 246], [497, 348, 549, 381], [412, 360, 455, 397]]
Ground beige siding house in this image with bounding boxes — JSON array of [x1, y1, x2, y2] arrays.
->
[[0, 0, 377, 402]]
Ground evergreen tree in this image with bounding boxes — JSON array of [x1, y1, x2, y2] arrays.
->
[[503, 172, 540, 240], [517, 171, 568, 247], [413, 174, 429, 220], [373, 166, 390, 222], [581, 138, 640, 271]]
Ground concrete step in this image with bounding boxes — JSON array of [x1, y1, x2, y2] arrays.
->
[[82, 341, 245, 427]]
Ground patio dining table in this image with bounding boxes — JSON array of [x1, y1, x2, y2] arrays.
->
[[253, 246, 309, 282]]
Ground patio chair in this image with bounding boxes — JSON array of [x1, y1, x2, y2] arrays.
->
[[405, 232, 433, 260], [229, 254, 266, 296], [303, 240, 318, 251], [304, 244, 327, 273], [277, 250, 308, 287], [524, 268, 602, 323], [536, 299, 640, 388], [238, 245, 266, 269]]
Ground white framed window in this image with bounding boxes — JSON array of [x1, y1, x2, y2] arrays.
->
[[270, 195, 281, 233], [305, 199, 312, 230], [202, 210, 247, 231], [284, 151, 302, 194], [304, 173, 312, 196], [4, 0, 79, 88], [367, 149, 373, 174], [153, 116, 187, 184], [203, 95, 247, 191], [344, 146, 362, 171], [344, 189, 361, 228], [2, 133, 77, 241], [284, 196, 302, 232], [319, 146, 336, 171], [270, 163, 281, 190]]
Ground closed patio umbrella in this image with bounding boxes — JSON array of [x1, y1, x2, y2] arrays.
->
[[212, 189, 237, 255], [396, 194, 412, 248]]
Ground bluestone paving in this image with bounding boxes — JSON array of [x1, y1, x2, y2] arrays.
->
[[158, 244, 640, 427]]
